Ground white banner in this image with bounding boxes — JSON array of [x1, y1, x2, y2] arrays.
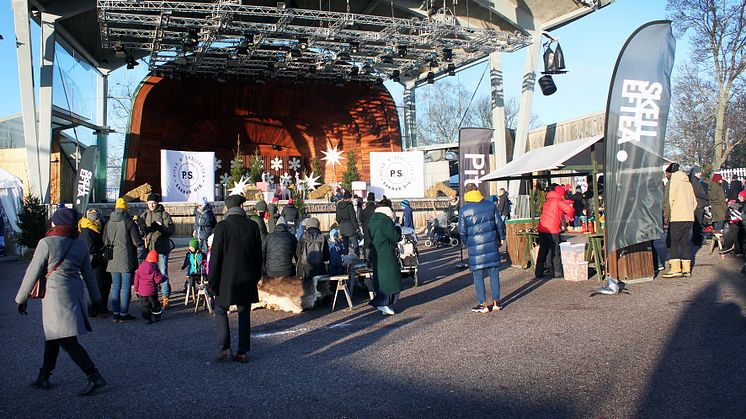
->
[[369, 151, 424, 198], [160, 150, 215, 202]]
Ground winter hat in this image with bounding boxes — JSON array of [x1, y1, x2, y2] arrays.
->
[[712, 173, 723, 182], [329, 228, 339, 239], [343, 191, 352, 199], [199, 197, 208, 207], [146, 193, 160, 203], [305, 217, 320, 229], [146, 250, 159, 263], [379, 197, 393, 208], [86, 208, 100, 221], [272, 197, 280, 204], [400, 199, 410, 208], [691, 165, 702, 176], [739, 190, 746, 199], [375, 206, 396, 220], [255, 199, 267, 212], [565, 184, 572, 191], [287, 198, 293, 204], [665, 163, 680, 173], [225, 194, 246, 209], [51, 207, 78, 227], [554, 185, 566, 195], [115, 197, 128, 211], [189, 238, 200, 250]]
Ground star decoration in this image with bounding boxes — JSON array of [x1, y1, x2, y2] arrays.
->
[[288, 157, 301, 171], [215, 157, 222, 170], [219, 172, 230, 185], [301, 172, 321, 191], [280, 172, 292, 187], [228, 176, 249, 196], [270, 157, 284, 171], [321, 144, 345, 167]]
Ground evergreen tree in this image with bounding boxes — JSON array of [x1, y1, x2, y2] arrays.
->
[[248, 149, 264, 183], [228, 139, 246, 188], [16, 192, 47, 249], [341, 149, 361, 191], [311, 156, 324, 185]]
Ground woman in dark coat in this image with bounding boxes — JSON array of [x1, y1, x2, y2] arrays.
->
[[708, 174, 727, 231], [207, 194, 262, 363], [15, 207, 107, 396], [103, 198, 144, 322], [194, 198, 216, 251], [368, 205, 402, 316], [78, 209, 110, 317]]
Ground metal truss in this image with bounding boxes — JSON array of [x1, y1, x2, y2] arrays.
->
[[97, 1, 531, 84]]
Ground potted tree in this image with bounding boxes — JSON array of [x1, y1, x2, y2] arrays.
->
[[16, 192, 47, 260]]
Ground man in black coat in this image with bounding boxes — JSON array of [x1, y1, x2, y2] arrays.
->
[[360, 192, 377, 261], [263, 221, 297, 277], [335, 191, 360, 256], [728, 175, 743, 201], [207, 194, 262, 363], [690, 166, 708, 246], [280, 199, 300, 235], [496, 188, 511, 223]]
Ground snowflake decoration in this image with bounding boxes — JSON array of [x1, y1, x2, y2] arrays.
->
[[219, 172, 230, 185], [230, 159, 243, 170], [262, 172, 275, 186], [280, 172, 292, 187], [302, 172, 321, 191], [321, 144, 345, 167], [288, 157, 301, 171], [214, 157, 222, 170], [270, 157, 284, 171], [228, 176, 249, 196]]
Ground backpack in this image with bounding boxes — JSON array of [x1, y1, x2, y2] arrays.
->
[[302, 232, 325, 268]]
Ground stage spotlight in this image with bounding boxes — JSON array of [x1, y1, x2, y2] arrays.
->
[[538, 75, 557, 95], [381, 55, 394, 64], [390, 69, 400, 82], [183, 29, 199, 50], [430, 59, 438, 69], [397, 46, 407, 58], [298, 38, 308, 50], [336, 51, 351, 62], [447, 63, 456, 76], [443, 48, 452, 62], [126, 54, 139, 70], [272, 144, 283, 151], [542, 41, 567, 74], [426, 72, 434, 84], [349, 66, 359, 76], [349, 42, 359, 54]]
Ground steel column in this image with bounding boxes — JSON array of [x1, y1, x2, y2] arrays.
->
[[37, 12, 57, 203], [489, 51, 508, 192]]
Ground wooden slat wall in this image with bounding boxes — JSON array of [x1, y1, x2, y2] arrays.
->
[[527, 112, 605, 151], [505, 219, 535, 268], [608, 242, 655, 281], [124, 77, 401, 192]]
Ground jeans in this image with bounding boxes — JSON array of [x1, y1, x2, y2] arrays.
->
[[215, 304, 250, 355], [574, 216, 582, 227], [472, 266, 501, 304], [157, 254, 170, 297], [110, 272, 132, 315]]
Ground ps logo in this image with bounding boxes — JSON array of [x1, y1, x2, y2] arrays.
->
[[390, 169, 403, 177], [182, 171, 194, 180]]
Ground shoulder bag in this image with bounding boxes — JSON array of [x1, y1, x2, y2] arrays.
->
[[29, 240, 74, 299], [103, 223, 121, 261]]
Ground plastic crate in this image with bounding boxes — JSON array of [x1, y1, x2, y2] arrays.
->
[[564, 262, 589, 282], [560, 242, 586, 265]]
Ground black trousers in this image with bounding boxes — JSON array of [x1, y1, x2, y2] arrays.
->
[[536, 232, 562, 278], [139, 295, 162, 320], [723, 222, 745, 253], [692, 207, 705, 246], [42, 336, 95, 375], [668, 221, 693, 260], [215, 305, 250, 355]]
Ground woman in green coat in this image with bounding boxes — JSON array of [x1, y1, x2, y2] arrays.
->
[[368, 204, 402, 315]]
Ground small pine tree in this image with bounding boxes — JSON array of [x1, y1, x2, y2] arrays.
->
[[311, 156, 324, 185], [248, 149, 264, 183], [228, 139, 246, 188], [16, 192, 47, 249], [291, 185, 305, 217], [341, 149, 361, 191]]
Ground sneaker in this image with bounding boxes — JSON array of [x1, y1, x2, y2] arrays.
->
[[119, 314, 137, 322], [380, 306, 395, 316], [112, 314, 121, 323], [490, 300, 501, 312], [471, 304, 489, 314]]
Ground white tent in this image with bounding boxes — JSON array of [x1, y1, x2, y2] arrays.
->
[[0, 167, 23, 234], [480, 135, 605, 181]]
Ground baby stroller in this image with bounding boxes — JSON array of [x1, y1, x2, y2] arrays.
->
[[425, 212, 460, 248], [398, 227, 420, 286]]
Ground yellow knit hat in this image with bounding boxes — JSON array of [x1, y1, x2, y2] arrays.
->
[[115, 198, 128, 210]]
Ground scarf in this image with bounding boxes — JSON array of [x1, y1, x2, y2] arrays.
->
[[78, 217, 101, 234], [464, 190, 484, 203], [224, 207, 246, 218], [47, 225, 78, 238]]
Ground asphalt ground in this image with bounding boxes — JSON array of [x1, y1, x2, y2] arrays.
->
[[1, 242, 745, 418]]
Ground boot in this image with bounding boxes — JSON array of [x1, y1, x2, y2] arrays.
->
[[78, 369, 106, 396], [661, 259, 683, 278], [31, 368, 52, 390], [681, 260, 692, 277], [162, 296, 170, 310]]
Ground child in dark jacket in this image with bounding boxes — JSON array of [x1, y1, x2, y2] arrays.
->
[[134, 250, 167, 323], [181, 238, 206, 294]]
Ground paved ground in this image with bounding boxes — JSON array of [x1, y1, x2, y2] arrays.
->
[[1, 242, 745, 418]]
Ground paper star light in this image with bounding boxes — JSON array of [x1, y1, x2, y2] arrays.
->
[[288, 157, 301, 171], [219, 172, 230, 185], [228, 176, 249, 196], [302, 172, 321, 191], [321, 145, 345, 167], [270, 157, 284, 171]]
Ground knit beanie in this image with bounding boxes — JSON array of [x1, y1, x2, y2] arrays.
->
[[712, 173, 723, 182], [255, 199, 267, 212], [146, 250, 159, 263], [189, 238, 200, 250], [115, 198, 128, 211], [225, 194, 246, 209], [665, 163, 680, 174], [400, 199, 410, 208], [305, 217, 320, 230], [739, 190, 746, 199], [146, 193, 160, 203], [343, 191, 352, 199], [51, 207, 78, 227], [366, 192, 376, 202]]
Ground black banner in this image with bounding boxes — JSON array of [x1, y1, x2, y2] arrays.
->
[[459, 128, 493, 200], [74, 146, 98, 215], [604, 21, 675, 253]]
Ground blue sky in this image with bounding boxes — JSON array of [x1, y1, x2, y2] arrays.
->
[[0, 0, 688, 125]]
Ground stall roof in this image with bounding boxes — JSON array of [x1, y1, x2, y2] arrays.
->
[[480, 134, 604, 181]]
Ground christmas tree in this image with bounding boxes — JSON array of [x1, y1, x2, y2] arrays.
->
[[341, 149, 361, 191], [228, 138, 246, 188], [311, 156, 324, 185], [16, 192, 47, 249], [248, 149, 264, 183]]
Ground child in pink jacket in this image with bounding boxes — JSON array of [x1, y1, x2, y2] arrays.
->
[[134, 250, 167, 323]]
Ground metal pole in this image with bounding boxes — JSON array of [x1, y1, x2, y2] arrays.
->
[[591, 143, 600, 231]]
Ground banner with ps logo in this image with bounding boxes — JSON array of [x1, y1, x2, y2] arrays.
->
[[369, 151, 424, 198], [160, 150, 215, 202]]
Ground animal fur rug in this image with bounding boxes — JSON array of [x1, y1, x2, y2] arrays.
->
[[252, 276, 317, 313]]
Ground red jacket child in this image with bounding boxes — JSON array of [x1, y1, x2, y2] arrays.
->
[[538, 187, 575, 234], [134, 250, 167, 297]]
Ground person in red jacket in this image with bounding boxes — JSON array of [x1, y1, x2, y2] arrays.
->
[[536, 185, 575, 279]]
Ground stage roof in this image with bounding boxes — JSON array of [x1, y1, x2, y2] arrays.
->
[[27, 0, 612, 83]]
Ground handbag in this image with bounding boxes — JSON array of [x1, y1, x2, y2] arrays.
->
[[103, 223, 121, 261], [29, 240, 74, 299]]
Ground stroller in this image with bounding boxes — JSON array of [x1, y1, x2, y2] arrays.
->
[[398, 227, 421, 286], [425, 212, 460, 248]]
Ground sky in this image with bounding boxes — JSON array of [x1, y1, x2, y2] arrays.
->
[[0, 0, 690, 126]]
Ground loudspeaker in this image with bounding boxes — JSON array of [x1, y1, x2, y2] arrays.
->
[[538, 75, 557, 96]]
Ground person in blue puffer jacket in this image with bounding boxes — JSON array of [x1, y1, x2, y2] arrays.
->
[[458, 183, 506, 314]]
